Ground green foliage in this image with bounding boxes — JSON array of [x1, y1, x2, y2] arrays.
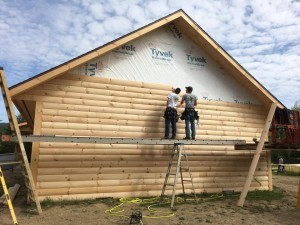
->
[[17, 114, 26, 123], [0, 123, 14, 154], [271, 151, 300, 164], [0, 120, 32, 159], [291, 99, 300, 110]]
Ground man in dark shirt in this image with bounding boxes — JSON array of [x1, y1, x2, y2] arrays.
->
[[180, 86, 198, 140]]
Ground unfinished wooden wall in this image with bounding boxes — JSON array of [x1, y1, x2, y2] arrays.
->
[[14, 74, 270, 200]]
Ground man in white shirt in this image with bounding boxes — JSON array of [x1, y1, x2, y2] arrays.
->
[[163, 87, 181, 139]]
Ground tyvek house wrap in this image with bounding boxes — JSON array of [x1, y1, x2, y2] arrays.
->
[[71, 23, 260, 105]]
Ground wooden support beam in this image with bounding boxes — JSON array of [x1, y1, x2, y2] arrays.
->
[[237, 102, 277, 207]]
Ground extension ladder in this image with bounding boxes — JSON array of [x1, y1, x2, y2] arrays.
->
[[0, 68, 42, 214], [0, 166, 18, 225], [160, 143, 196, 207]]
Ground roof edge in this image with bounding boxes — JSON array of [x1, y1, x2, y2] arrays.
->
[[9, 9, 184, 96], [179, 11, 285, 108]]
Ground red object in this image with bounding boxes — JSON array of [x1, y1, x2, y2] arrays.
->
[[1, 135, 11, 142]]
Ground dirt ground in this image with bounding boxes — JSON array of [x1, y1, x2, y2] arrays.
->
[[1, 170, 299, 225]]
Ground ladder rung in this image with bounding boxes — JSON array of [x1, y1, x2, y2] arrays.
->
[[168, 173, 176, 176], [166, 184, 174, 186], [182, 179, 192, 182]]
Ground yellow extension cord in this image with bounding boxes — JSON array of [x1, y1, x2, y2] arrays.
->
[[104, 193, 225, 224]]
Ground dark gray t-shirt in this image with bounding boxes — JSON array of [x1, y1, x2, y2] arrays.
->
[[183, 93, 198, 108]]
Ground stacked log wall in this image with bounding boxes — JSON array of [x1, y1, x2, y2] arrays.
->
[[14, 74, 270, 200]]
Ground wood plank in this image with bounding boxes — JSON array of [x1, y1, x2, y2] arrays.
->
[[267, 151, 273, 191], [31, 102, 43, 183], [297, 180, 300, 208], [237, 103, 277, 207]]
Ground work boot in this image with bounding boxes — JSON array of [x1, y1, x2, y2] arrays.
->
[[183, 137, 190, 140], [171, 136, 176, 139], [162, 136, 169, 139]]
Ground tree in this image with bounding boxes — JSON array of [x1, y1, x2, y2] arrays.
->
[[291, 99, 300, 110]]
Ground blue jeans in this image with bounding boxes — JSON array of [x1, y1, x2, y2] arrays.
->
[[165, 117, 176, 137], [185, 113, 195, 138]]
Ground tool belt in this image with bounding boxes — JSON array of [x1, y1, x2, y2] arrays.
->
[[164, 107, 179, 121], [180, 108, 199, 121]]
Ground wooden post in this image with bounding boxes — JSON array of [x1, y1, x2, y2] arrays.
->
[[266, 151, 273, 191], [237, 103, 277, 207], [297, 180, 300, 209]]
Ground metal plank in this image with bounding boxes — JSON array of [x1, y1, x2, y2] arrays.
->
[[235, 143, 300, 151], [3, 135, 246, 145]]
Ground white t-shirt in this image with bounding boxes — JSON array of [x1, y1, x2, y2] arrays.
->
[[167, 93, 180, 108], [182, 93, 198, 108]]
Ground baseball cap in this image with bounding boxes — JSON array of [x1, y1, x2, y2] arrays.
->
[[185, 86, 193, 92]]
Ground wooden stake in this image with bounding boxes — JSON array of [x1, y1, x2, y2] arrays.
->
[[297, 180, 300, 209], [237, 103, 277, 207]]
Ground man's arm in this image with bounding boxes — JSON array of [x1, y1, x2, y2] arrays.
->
[[194, 100, 197, 106], [194, 96, 198, 106], [180, 95, 185, 106]]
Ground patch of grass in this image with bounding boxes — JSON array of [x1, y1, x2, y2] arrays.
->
[[246, 186, 285, 201], [248, 205, 266, 213], [278, 171, 300, 176]]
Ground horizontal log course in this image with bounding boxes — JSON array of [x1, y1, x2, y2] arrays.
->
[[38, 185, 268, 201], [41, 121, 261, 137], [16, 94, 167, 112], [28, 89, 166, 107], [37, 164, 267, 174], [38, 142, 240, 150], [36, 175, 268, 189], [48, 77, 171, 96], [42, 108, 163, 122], [61, 73, 173, 91], [37, 170, 268, 182], [37, 155, 264, 165], [41, 116, 263, 134], [38, 83, 167, 101], [38, 148, 259, 156], [37, 158, 264, 168], [37, 181, 268, 196], [41, 114, 264, 131], [36, 158, 265, 166]]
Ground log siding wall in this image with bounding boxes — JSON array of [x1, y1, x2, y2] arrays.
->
[[15, 74, 269, 200]]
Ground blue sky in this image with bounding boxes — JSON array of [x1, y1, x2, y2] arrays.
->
[[0, 0, 299, 122]]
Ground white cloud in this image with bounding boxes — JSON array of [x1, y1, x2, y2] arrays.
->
[[0, 0, 299, 122]]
